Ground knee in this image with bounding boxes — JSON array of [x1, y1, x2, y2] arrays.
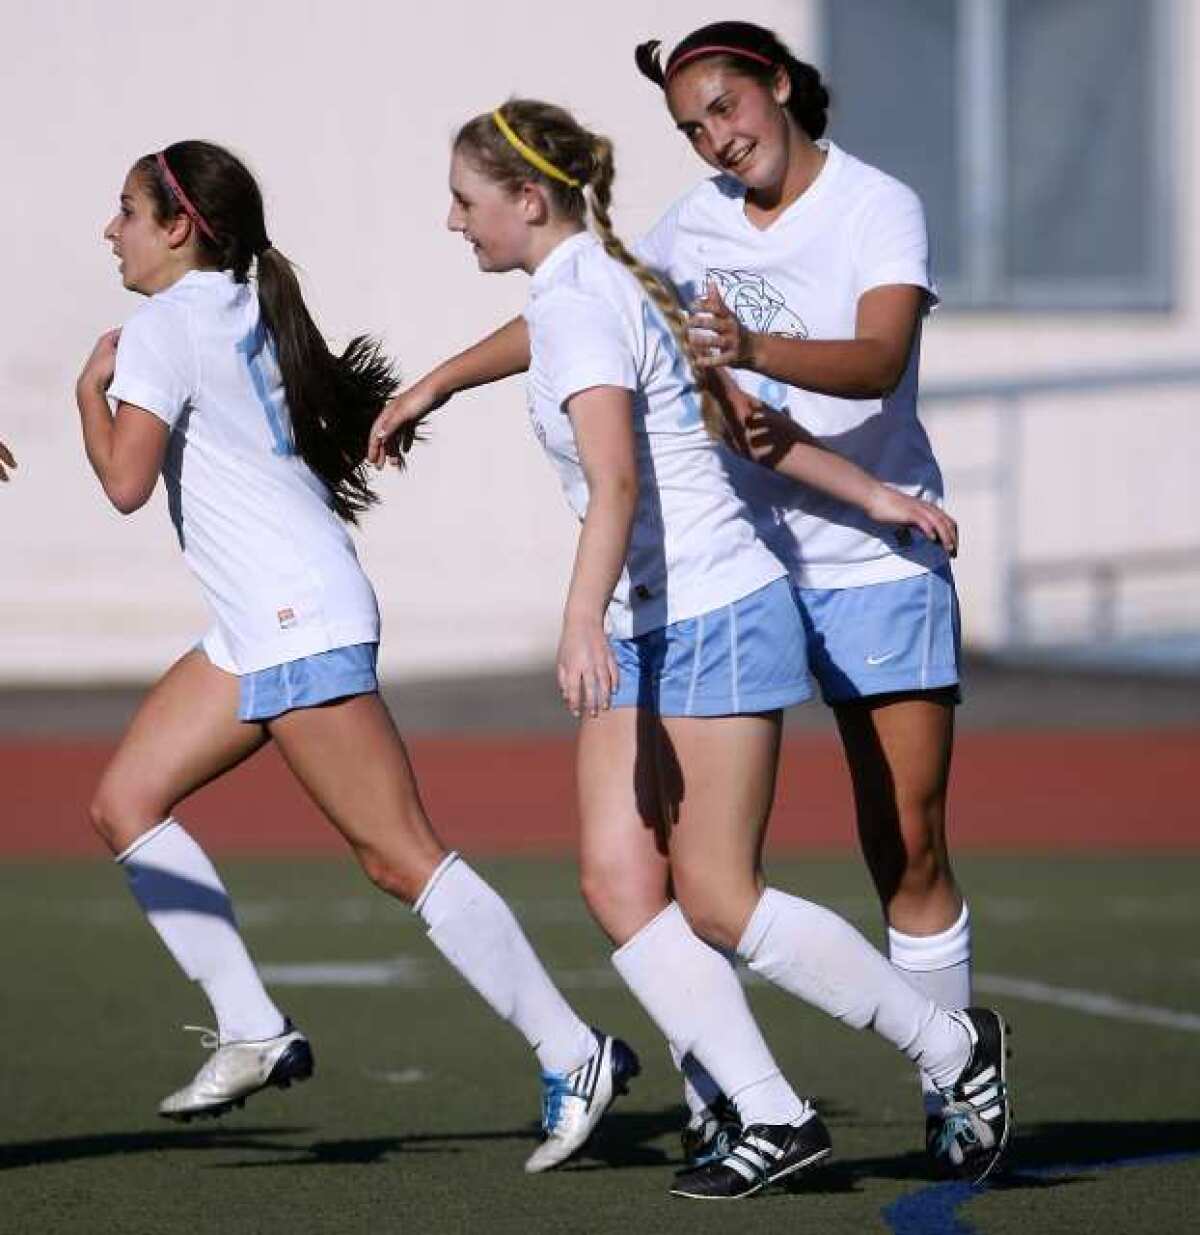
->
[[88, 782, 159, 855], [671, 869, 754, 953], [357, 848, 428, 905], [674, 897, 744, 953], [579, 856, 667, 945]]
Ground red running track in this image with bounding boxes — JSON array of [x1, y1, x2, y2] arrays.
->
[[3, 731, 1197, 859]]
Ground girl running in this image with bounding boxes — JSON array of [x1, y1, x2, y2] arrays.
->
[[75, 139, 636, 1174], [367, 100, 1010, 1198]]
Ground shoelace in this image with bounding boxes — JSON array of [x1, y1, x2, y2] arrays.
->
[[690, 1120, 739, 1168], [182, 1024, 220, 1051]]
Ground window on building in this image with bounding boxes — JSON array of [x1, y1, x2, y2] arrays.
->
[[822, 0, 1173, 309]]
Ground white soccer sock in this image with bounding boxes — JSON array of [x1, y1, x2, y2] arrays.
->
[[889, 903, 973, 1112], [613, 903, 809, 1127], [415, 853, 595, 1075], [737, 888, 970, 1091], [117, 819, 286, 1044]]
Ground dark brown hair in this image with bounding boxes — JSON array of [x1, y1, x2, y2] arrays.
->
[[136, 140, 398, 523], [454, 101, 723, 438], [635, 21, 830, 141]]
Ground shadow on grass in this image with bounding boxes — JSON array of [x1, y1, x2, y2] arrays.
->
[[0, 1106, 684, 1175], [791, 1118, 1200, 1196], [0, 1127, 311, 1171], [13, 1114, 1193, 1184]]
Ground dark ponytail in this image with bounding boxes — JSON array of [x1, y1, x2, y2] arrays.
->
[[136, 140, 399, 523], [634, 21, 830, 141]]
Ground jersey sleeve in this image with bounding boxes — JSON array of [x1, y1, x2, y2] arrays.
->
[[853, 180, 939, 309], [534, 287, 637, 412], [634, 206, 678, 274], [108, 300, 195, 428]]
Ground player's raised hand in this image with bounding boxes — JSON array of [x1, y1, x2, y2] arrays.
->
[[865, 485, 959, 556], [367, 378, 445, 468], [0, 440, 15, 482]]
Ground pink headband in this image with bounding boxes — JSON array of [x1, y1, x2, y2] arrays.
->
[[155, 151, 217, 243], [666, 44, 776, 80]]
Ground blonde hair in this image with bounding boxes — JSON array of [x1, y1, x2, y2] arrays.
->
[[455, 99, 724, 438]]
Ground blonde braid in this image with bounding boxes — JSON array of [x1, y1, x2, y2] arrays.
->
[[585, 139, 725, 440]]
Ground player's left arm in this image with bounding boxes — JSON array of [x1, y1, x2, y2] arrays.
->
[[690, 282, 925, 399], [76, 330, 170, 514], [557, 385, 638, 719], [712, 370, 957, 554]]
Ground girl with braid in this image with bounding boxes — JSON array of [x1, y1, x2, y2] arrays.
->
[[76, 139, 636, 1173], [368, 101, 1010, 1198]]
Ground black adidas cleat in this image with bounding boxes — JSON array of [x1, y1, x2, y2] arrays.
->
[[158, 1020, 314, 1121], [930, 1007, 1012, 1184], [670, 1113, 832, 1200]]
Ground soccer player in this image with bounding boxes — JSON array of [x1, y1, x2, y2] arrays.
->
[[367, 99, 1009, 1198], [75, 140, 636, 1172]]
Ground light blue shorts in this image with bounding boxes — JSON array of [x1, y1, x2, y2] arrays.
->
[[609, 577, 812, 717], [236, 643, 379, 722], [795, 565, 962, 705]]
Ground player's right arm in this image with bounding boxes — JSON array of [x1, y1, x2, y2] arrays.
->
[[367, 316, 530, 467], [76, 329, 170, 514]]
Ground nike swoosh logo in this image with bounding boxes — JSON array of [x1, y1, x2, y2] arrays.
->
[[866, 651, 900, 666]]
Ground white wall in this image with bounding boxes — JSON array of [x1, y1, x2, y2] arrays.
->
[[0, 0, 1193, 683], [0, 0, 813, 683]]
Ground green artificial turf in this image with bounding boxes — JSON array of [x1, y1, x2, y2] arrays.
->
[[1, 855, 1197, 1234]]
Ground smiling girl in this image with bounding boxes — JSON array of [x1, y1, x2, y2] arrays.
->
[[632, 20, 980, 1167], [75, 140, 635, 1171], [368, 101, 1009, 1199]]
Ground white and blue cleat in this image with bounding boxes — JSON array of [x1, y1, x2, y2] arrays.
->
[[524, 1031, 640, 1173]]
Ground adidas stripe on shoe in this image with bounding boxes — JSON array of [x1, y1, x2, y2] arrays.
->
[[670, 1113, 832, 1200], [930, 1006, 1012, 1184], [524, 1030, 640, 1173]]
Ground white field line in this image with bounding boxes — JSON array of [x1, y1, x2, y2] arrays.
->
[[976, 972, 1200, 1033], [258, 957, 1200, 1036], [259, 957, 434, 987]]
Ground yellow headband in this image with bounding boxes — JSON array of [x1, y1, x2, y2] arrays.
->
[[491, 109, 582, 189]]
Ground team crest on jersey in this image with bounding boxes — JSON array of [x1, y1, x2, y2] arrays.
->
[[706, 268, 809, 338], [277, 607, 297, 630]]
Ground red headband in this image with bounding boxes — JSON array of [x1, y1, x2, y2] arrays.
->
[[155, 151, 217, 243], [665, 44, 777, 80]]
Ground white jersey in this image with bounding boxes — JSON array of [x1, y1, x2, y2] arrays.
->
[[108, 269, 379, 674], [522, 232, 784, 639], [638, 140, 947, 589]]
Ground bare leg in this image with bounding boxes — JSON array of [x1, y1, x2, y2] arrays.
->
[[580, 709, 806, 1128], [661, 712, 781, 950], [835, 691, 970, 1113], [89, 649, 284, 1046], [576, 707, 671, 944], [833, 691, 961, 933], [660, 710, 970, 1090], [90, 648, 267, 852], [269, 692, 596, 1076], [267, 692, 445, 901]]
